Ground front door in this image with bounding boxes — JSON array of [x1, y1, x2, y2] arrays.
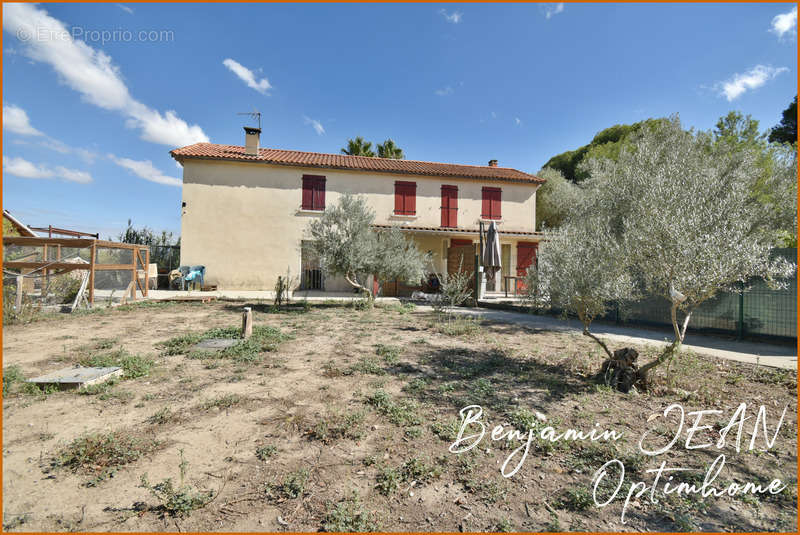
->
[[447, 239, 475, 289]]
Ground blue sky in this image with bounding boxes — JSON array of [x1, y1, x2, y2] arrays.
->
[[3, 2, 797, 238]]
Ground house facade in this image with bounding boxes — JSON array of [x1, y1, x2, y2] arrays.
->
[[170, 128, 544, 294]]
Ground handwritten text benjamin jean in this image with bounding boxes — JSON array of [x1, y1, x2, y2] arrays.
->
[[449, 403, 788, 522]]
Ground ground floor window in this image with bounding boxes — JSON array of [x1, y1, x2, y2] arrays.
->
[[300, 241, 324, 290]]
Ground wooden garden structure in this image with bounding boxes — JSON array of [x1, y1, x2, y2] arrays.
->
[[3, 236, 150, 304]]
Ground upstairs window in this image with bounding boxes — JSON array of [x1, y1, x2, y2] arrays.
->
[[441, 185, 458, 228], [394, 181, 417, 215], [301, 175, 326, 211], [482, 187, 502, 220]]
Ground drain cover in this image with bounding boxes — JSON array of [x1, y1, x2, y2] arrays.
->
[[191, 338, 240, 351]]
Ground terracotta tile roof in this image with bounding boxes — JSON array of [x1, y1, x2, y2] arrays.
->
[[372, 224, 542, 237], [170, 143, 544, 184]]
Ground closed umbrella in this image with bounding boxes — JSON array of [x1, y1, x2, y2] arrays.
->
[[482, 221, 502, 281]]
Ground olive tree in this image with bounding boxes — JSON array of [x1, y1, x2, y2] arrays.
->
[[534, 167, 580, 230], [529, 116, 795, 389], [308, 194, 427, 302], [527, 216, 635, 358]]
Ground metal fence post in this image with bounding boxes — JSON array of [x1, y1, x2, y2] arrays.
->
[[473, 253, 479, 306], [737, 282, 745, 340]]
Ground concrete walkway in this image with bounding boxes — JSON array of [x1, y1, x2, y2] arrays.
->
[[422, 305, 797, 370], [146, 289, 401, 303]]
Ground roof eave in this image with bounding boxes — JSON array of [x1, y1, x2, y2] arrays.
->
[[171, 153, 545, 185]]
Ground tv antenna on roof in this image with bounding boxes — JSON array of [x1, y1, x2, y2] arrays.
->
[[237, 109, 261, 130]]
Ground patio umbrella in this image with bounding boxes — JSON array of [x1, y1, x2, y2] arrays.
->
[[482, 221, 502, 281]]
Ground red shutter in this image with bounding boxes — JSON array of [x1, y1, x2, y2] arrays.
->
[[395, 181, 416, 215], [315, 178, 326, 210], [303, 175, 326, 210], [482, 187, 501, 219], [406, 183, 416, 215], [394, 182, 404, 214], [302, 177, 313, 209], [441, 185, 457, 227]]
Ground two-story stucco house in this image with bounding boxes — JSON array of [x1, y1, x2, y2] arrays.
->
[[170, 127, 545, 294]]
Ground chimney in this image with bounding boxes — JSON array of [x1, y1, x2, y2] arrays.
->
[[488, 159, 498, 167], [244, 126, 261, 156]]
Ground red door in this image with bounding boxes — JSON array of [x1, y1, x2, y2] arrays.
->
[[516, 242, 538, 291]]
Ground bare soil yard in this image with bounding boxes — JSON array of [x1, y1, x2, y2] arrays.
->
[[2, 300, 797, 532]]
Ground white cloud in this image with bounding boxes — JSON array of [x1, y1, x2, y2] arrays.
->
[[53, 166, 92, 184], [435, 86, 454, 97], [539, 3, 564, 19], [718, 65, 788, 101], [515, 117, 522, 126], [39, 138, 97, 163], [491, 111, 497, 119], [222, 58, 272, 95], [439, 9, 463, 24], [303, 115, 325, 136], [3, 102, 97, 162], [108, 154, 181, 187], [3, 103, 43, 136], [2, 155, 92, 183], [116, 4, 133, 15], [771, 6, 797, 38], [3, 3, 208, 147]]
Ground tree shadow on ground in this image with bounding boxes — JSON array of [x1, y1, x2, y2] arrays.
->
[[220, 302, 312, 315], [389, 343, 599, 415]]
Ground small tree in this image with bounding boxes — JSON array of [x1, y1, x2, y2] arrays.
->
[[530, 116, 795, 390], [308, 194, 426, 303], [526, 217, 635, 358], [431, 256, 473, 324]]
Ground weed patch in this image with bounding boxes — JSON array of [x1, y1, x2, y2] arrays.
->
[[307, 410, 366, 443], [265, 468, 310, 500], [54, 430, 161, 484], [364, 389, 420, 427], [255, 445, 277, 461], [322, 492, 378, 532], [140, 449, 213, 517], [79, 349, 154, 379]]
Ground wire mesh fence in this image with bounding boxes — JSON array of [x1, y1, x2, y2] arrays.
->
[[605, 248, 797, 343]]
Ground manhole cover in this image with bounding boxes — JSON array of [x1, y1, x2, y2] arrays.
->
[[191, 338, 240, 351], [28, 366, 123, 389]]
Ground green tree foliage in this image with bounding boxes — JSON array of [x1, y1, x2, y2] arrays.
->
[[3, 218, 21, 237], [711, 111, 797, 246], [341, 136, 376, 157], [308, 194, 427, 301], [376, 139, 405, 159], [116, 219, 180, 269], [534, 168, 579, 230], [342, 137, 406, 159], [542, 119, 667, 182], [768, 95, 797, 145], [529, 117, 795, 388]]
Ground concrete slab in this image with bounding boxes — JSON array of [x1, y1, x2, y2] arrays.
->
[[28, 366, 123, 390], [191, 338, 239, 351]]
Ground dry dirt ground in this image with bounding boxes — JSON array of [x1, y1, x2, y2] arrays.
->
[[2, 300, 797, 532]]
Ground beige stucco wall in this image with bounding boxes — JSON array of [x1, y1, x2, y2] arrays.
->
[[180, 160, 540, 290]]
